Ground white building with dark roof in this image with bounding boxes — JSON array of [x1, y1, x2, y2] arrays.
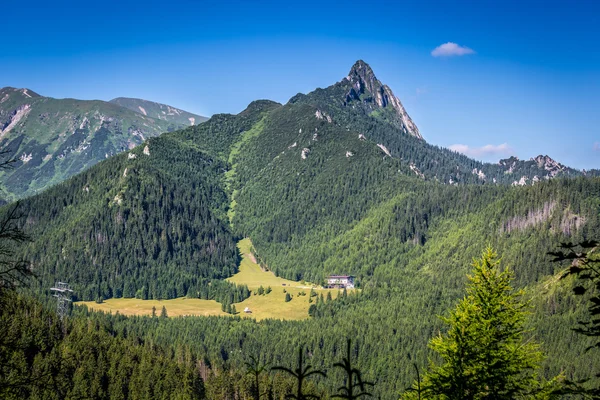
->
[[327, 275, 354, 289]]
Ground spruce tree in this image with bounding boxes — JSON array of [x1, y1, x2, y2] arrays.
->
[[405, 247, 544, 399], [160, 306, 168, 318]]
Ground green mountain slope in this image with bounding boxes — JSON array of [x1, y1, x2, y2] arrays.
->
[[110, 97, 208, 126], [0, 87, 190, 201], [7, 61, 600, 397], [16, 134, 240, 301]]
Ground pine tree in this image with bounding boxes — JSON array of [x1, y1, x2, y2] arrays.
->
[[285, 293, 292, 302], [160, 306, 168, 318], [405, 247, 544, 399], [332, 339, 373, 399], [151, 306, 157, 318], [272, 346, 326, 400]]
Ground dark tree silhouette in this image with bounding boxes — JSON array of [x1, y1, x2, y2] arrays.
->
[[0, 150, 33, 300], [550, 240, 600, 397], [332, 339, 373, 399], [272, 346, 326, 400], [245, 355, 270, 400]]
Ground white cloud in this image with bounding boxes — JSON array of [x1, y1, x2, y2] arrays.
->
[[594, 142, 600, 151], [449, 143, 513, 158], [431, 42, 475, 57], [415, 87, 428, 96]]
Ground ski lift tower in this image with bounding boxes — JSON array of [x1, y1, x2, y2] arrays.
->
[[50, 282, 73, 320]]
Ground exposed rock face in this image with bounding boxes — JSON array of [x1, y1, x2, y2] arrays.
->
[[512, 176, 528, 186], [345, 60, 422, 140], [472, 168, 486, 180], [499, 156, 519, 174], [410, 163, 425, 178], [531, 155, 565, 177], [1, 103, 32, 137], [301, 148, 310, 160], [377, 144, 392, 157]]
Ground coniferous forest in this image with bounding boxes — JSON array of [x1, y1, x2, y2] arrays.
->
[[1, 58, 599, 399]]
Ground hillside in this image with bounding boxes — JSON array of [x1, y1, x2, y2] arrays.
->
[[110, 97, 208, 126], [7, 61, 600, 397], [0, 87, 196, 201]]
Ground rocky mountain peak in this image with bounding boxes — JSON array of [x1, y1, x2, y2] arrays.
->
[[531, 155, 565, 177], [344, 60, 422, 140], [347, 60, 378, 90]]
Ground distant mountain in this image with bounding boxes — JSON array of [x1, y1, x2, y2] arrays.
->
[[110, 97, 207, 126], [0, 87, 195, 201]]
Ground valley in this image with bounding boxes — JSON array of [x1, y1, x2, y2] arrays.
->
[[79, 238, 342, 320]]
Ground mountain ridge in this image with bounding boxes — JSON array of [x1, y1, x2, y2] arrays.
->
[[109, 97, 208, 126], [0, 87, 205, 201]]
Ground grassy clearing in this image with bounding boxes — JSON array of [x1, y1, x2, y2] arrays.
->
[[78, 297, 226, 317], [79, 238, 346, 321], [226, 238, 343, 320], [226, 118, 266, 224]]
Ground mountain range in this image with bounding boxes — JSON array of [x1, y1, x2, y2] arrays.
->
[[6, 60, 600, 397], [0, 87, 206, 201]]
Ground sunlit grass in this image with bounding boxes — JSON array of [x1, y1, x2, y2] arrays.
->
[[79, 238, 347, 320]]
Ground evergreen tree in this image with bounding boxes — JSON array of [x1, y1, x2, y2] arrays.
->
[[245, 355, 270, 400], [272, 346, 326, 400], [405, 247, 544, 399], [550, 240, 600, 397], [332, 339, 373, 399], [151, 306, 157, 318], [285, 293, 292, 302], [160, 306, 168, 318]]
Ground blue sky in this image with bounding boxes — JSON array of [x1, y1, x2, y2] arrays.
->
[[1, 0, 598, 168]]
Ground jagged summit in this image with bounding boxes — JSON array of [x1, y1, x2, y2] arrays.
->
[[347, 60, 377, 88], [343, 60, 422, 140], [288, 60, 422, 140], [531, 154, 565, 177]]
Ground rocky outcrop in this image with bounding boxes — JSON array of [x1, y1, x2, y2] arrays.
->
[[1, 104, 31, 137], [344, 60, 422, 140], [531, 155, 565, 177]]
